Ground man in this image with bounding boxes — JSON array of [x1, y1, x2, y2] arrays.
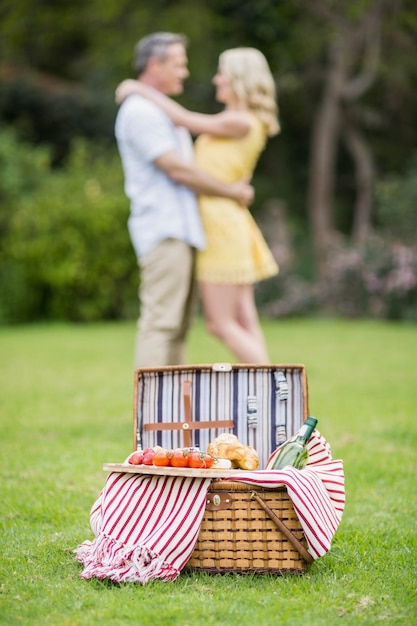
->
[[115, 32, 253, 367]]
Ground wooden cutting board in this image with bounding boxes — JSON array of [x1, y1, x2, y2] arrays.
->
[[103, 463, 249, 479]]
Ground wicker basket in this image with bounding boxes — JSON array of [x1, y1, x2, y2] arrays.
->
[[185, 480, 313, 575]]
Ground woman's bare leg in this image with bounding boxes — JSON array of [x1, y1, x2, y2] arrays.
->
[[199, 282, 270, 363], [236, 284, 270, 360]]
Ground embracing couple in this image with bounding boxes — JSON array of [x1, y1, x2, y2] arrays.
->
[[115, 32, 280, 368]]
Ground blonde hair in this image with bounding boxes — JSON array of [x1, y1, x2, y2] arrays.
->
[[219, 47, 280, 137]]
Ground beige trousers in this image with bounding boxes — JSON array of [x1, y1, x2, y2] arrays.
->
[[134, 239, 196, 368]]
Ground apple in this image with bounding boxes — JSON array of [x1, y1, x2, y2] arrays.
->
[[128, 451, 144, 465]]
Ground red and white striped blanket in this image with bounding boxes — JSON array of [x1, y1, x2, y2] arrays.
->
[[75, 431, 345, 584]]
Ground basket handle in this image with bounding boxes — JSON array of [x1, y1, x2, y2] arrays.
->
[[251, 491, 314, 564]]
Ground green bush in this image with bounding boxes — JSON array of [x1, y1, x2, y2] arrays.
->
[[0, 132, 138, 324], [0, 75, 114, 166]]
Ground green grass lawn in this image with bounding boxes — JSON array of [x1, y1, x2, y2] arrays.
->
[[1, 317, 416, 626]]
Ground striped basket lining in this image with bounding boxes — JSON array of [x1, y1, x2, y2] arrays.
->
[[133, 364, 308, 468]]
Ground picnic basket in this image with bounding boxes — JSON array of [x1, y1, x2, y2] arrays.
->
[[131, 363, 311, 574]]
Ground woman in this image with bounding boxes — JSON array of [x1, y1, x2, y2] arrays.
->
[[116, 47, 280, 363]]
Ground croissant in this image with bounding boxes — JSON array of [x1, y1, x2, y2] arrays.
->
[[208, 433, 259, 471]]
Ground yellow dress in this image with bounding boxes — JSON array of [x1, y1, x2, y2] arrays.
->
[[194, 114, 279, 284]]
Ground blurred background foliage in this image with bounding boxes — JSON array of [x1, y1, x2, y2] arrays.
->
[[0, 0, 416, 323]]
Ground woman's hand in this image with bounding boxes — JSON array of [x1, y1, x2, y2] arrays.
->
[[115, 79, 144, 104], [232, 180, 255, 207]]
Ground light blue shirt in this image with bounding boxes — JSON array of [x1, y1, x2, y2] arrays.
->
[[115, 94, 206, 259]]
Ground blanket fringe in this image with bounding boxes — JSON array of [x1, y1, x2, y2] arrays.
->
[[75, 533, 179, 584]]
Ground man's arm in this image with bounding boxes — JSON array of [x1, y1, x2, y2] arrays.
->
[[155, 150, 254, 207]]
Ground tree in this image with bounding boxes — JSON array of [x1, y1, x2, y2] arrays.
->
[[305, 0, 397, 277]]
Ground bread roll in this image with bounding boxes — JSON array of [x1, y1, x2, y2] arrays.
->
[[208, 434, 259, 470], [207, 433, 240, 459]]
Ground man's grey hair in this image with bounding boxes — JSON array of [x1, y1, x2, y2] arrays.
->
[[133, 32, 188, 76]]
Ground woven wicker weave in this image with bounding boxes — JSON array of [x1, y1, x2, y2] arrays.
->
[[186, 480, 310, 575]]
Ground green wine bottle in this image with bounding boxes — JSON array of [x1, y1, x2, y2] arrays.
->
[[271, 416, 318, 470]]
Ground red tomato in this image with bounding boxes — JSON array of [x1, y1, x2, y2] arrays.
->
[[128, 451, 144, 465], [170, 448, 189, 468], [203, 453, 214, 469], [152, 449, 171, 467], [188, 451, 214, 469]]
